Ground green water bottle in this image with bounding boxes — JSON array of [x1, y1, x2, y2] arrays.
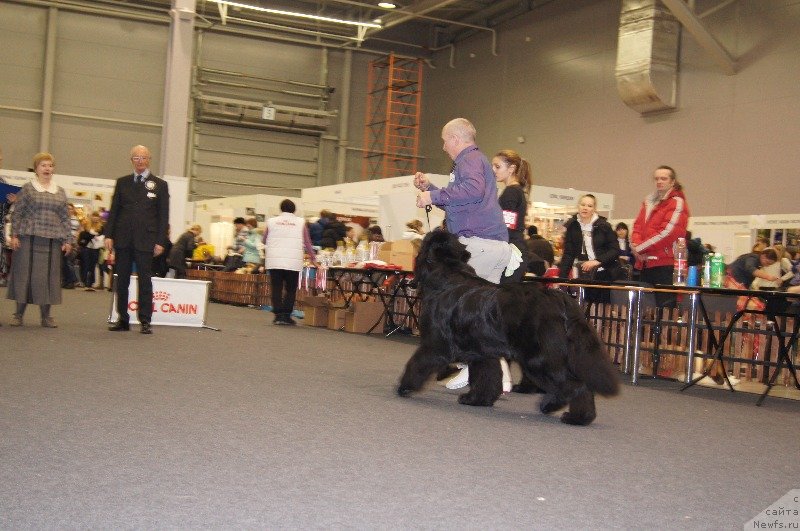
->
[[710, 253, 725, 288]]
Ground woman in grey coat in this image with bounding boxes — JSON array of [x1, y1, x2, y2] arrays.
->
[[6, 152, 72, 327]]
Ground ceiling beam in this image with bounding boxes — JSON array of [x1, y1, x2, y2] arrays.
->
[[660, 0, 737, 75], [446, 0, 545, 27], [430, 0, 556, 45]]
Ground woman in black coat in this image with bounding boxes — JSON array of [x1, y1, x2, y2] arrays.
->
[[558, 194, 619, 303]]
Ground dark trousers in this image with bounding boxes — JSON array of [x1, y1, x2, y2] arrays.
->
[[81, 248, 100, 287], [168, 266, 187, 279], [584, 268, 614, 304], [114, 247, 154, 324], [269, 269, 299, 318], [639, 264, 676, 307]]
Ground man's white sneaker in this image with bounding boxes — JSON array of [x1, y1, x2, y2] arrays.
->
[[500, 358, 512, 393], [445, 366, 469, 389]]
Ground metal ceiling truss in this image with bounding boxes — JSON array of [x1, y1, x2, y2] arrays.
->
[[7, 0, 739, 70], [660, 0, 737, 75]]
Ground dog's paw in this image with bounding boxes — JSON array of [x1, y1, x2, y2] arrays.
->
[[560, 410, 596, 426], [511, 382, 545, 394], [539, 395, 567, 415], [457, 391, 497, 407], [397, 386, 413, 397]]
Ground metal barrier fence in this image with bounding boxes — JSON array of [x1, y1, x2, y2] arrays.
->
[[562, 280, 800, 401]]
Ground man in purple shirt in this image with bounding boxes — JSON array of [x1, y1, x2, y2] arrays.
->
[[415, 118, 511, 282], [414, 118, 514, 390]]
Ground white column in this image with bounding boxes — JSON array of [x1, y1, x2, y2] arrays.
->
[[159, 0, 196, 178]]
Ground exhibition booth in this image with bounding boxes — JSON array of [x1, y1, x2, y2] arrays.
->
[[184, 177, 615, 254]]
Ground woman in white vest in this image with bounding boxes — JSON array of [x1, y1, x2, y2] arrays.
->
[[264, 199, 318, 325]]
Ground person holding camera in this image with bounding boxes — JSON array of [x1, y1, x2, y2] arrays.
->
[[558, 194, 619, 303]]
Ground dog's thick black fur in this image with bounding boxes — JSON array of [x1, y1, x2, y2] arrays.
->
[[397, 230, 620, 425]]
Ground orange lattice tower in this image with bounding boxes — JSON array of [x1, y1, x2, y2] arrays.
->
[[361, 54, 423, 180]]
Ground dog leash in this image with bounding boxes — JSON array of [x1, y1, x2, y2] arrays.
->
[[424, 205, 432, 231]]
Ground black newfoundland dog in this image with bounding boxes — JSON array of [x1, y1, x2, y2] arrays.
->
[[397, 230, 619, 425]]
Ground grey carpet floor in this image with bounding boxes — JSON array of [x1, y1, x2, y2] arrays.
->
[[1, 289, 798, 529]]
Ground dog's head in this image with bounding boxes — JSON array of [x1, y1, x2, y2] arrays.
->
[[414, 229, 472, 284]]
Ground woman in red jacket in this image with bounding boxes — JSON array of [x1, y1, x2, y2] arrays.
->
[[631, 165, 690, 304]]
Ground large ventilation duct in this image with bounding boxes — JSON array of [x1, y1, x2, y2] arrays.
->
[[616, 0, 681, 114]]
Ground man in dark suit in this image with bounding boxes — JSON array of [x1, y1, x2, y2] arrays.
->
[[104, 145, 170, 334]]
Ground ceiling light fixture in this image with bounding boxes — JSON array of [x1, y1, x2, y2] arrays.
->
[[208, 0, 382, 28], [378, 2, 397, 8]]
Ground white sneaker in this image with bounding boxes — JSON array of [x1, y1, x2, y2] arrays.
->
[[445, 364, 469, 389], [500, 358, 512, 393]]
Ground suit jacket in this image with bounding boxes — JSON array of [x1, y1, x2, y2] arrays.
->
[[104, 173, 170, 253]]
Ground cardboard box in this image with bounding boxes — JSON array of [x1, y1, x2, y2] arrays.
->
[[376, 240, 417, 271], [302, 306, 329, 327], [344, 300, 386, 334], [303, 294, 329, 307], [327, 308, 348, 331]]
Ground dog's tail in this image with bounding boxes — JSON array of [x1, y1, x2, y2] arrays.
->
[[563, 298, 620, 397]]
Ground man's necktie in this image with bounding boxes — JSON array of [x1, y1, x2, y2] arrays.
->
[[135, 174, 142, 183]]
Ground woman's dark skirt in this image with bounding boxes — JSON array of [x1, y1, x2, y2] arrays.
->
[[6, 235, 63, 305]]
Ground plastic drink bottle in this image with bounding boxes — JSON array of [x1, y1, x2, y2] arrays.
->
[[710, 253, 725, 288], [702, 253, 712, 286], [672, 237, 688, 286]]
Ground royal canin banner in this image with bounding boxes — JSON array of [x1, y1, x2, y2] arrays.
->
[[109, 277, 211, 327]]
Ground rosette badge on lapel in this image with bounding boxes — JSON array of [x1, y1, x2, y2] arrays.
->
[[145, 179, 157, 198]]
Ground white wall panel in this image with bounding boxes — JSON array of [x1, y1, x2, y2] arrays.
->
[[199, 32, 331, 110], [0, 3, 46, 109], [0, 112, 40, 170], [0, 3, 167, 177], [49, 116, 162, 179], [0, 3, 46, 168], [55, 12, 167, 122]]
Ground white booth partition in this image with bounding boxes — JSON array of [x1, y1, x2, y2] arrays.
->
[[301, 174, 450, 241], [609, 213, 800, 263]]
